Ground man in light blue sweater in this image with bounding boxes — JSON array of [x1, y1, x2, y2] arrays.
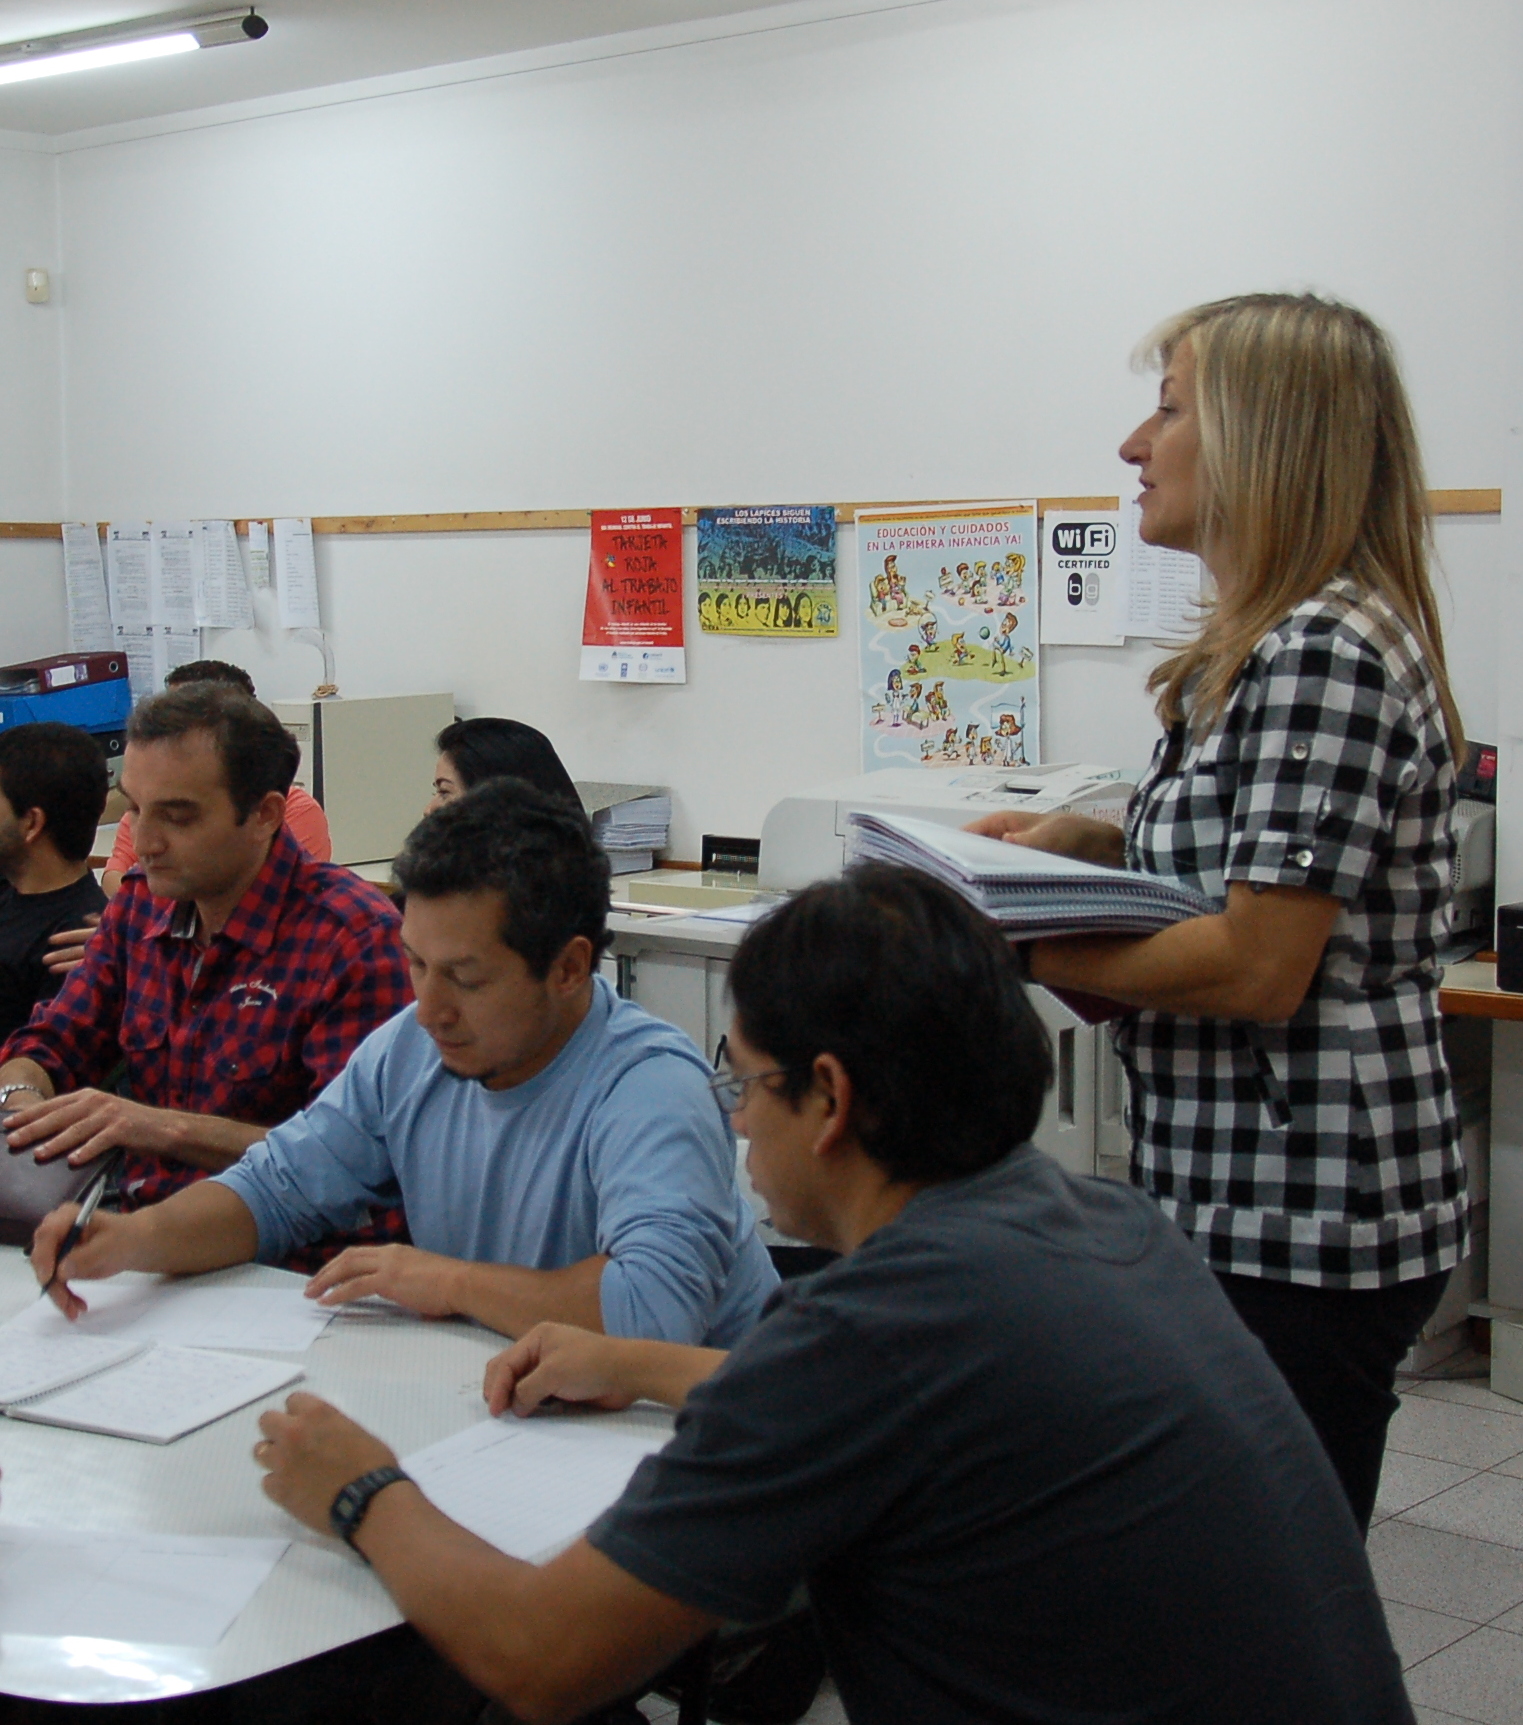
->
[[31, 780, 777, 1347]]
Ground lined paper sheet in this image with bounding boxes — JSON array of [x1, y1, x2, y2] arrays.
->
[[273, 517, 321, 627], [0, 1330, 143, 1404], [8, 1346, 302, 1443], [194, 519, 255, 629], [3, 1275, 336, 1353], [62, 523, 114, 652], [0, 1526, 287, 1646], [150, 522, 199, 629], [1118, 499, 1203, 639], [403, 1414, 671, 1562], [105, 523, 152, 627], [246, 519, 272, 589]]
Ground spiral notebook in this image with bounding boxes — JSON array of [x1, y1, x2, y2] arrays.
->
[[846, 810, 1214, 936], [0, 1335, 302, 1444]]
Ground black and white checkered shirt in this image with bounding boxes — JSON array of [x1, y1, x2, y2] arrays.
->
[[1116, 575, 1467, 1289]]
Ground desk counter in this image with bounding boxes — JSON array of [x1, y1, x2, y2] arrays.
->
[[1440, 958, 1523, 1022], [0, 1258, 503, 1705]]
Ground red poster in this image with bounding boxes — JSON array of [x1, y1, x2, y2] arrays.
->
[[580, 509, 686, 683]]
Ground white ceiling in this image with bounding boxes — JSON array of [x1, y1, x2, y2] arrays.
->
[[0, 0, 812, 135]]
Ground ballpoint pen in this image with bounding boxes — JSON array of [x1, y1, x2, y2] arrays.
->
[[40, 1150, 123, 1297]]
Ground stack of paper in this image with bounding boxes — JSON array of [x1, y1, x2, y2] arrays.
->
[[847, 810, 1213, 937], [577, 782, 672, 875]]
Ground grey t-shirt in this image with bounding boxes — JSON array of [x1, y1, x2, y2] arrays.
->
[[590, 1151, 1411, 1725]]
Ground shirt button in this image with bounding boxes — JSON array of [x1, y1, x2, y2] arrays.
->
[[1291, 742, 1310, 761], [1295, 849, 1314, 867]]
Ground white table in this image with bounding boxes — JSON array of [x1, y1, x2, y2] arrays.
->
[[0, 1252, 532, 1704]]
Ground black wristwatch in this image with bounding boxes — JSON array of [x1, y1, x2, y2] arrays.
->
[[329, 1466, 411, 1559]]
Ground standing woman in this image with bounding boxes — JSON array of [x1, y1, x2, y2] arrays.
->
[[978, 293, 1467, 1533]]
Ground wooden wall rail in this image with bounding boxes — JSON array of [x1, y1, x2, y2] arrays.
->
[[0, 489, 1501, 541]]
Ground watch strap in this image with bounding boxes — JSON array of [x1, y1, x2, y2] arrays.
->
[[329, 1465, 411, 1558]]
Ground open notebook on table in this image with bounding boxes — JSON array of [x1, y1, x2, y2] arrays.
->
[[0, 1328, 301, 1443], [847, 810, 1216, 1022]]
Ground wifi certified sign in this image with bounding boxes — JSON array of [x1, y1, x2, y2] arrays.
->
[[1039, 510, 1124, 646], [1050, 520, 1116, 560]]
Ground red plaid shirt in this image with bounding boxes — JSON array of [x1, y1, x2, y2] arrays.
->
[[1, 826, 413, 1265]]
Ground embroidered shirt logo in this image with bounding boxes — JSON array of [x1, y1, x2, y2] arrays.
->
[[228, 980, 279, 1010]]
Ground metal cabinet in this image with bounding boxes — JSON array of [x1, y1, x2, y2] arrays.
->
[[605, 912, 1125, 1181]]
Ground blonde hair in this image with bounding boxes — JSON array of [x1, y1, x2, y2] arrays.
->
[[1141, 292, 1463, 756]]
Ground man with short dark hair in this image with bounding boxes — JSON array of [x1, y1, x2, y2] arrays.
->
[[100, 660, 331, 895], [33, 777, 776, 1345], [0, 723, 108, 1040], [1, 685, 410, 1247], [151, 864, 1411, 1725]]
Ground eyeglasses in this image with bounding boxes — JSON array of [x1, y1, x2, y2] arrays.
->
[[707, 1035, 791, 1112]]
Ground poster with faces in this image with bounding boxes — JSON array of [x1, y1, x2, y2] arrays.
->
[[858, 501, 1039, 772]]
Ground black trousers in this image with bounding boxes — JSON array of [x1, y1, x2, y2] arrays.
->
[[1216, 1268, 1449, 1536]]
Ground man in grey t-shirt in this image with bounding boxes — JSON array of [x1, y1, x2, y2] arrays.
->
[[250, 865, 1413, 1725]]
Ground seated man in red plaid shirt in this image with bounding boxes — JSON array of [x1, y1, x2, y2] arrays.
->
[[0, 684, 411, 1262]]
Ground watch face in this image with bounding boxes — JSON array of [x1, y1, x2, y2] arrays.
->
[[331, 1468, 406, 1548]]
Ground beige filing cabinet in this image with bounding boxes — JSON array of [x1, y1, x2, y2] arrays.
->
[[606, 906, 1128, 1183], [271, 692, 455, 865]]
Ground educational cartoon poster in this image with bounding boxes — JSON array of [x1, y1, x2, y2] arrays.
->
[[696, 505, 838, 636], [858, 502, 1039, 770], [580, 509, 686, 682]]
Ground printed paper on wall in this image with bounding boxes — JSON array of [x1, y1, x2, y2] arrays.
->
[[696, 506, 838, 637], [858, 502, 1039, 771], [1039, 509, 1125, 646], [580, 509, 686, 683]]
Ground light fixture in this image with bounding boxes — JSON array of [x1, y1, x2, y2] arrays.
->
[[0, 9, 268, 89]]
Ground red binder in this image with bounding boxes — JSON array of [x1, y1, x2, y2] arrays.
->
[[0, 652, 129, 694]]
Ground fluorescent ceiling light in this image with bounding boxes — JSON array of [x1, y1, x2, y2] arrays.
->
[[0, 35, 199, 87], [0, 10, 267, 86]]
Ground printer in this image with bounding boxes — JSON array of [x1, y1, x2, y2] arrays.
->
[[758, 764, 1135, 891]]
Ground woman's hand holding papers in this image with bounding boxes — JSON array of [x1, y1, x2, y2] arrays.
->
[[964, 810, 1125, 868], [485, 1322, 726, 1419]]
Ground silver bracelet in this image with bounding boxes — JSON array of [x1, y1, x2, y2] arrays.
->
[[0, 1083, 44, 1111]]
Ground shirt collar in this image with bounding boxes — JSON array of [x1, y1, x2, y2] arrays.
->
[[147, 825, 304, 955]]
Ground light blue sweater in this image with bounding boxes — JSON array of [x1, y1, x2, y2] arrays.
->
[[216, 977, 778, 1345]]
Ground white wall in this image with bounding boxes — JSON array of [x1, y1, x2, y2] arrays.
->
[[0, 141, 66, 665], [0, 0, 1513, 850]]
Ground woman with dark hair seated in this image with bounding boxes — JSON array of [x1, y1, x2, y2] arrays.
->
[[426, 718, 579, 815]]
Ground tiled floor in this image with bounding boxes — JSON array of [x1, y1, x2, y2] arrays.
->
[[1364, 1361, 1523, 1723], [643, 1356, 1523, 1725]]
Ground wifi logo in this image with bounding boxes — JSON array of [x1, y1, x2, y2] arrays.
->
[[1050, 522, 1117, 556]]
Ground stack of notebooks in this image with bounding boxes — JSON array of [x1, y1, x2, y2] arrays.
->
[[848, 811, 1214, 936], [577, 782, 673, 876]]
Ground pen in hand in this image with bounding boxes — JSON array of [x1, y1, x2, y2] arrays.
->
[[40, 1153, 120, 1297]]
